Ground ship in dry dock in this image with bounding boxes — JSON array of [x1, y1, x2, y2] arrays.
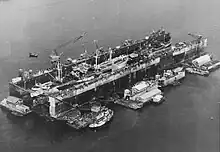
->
[[1, 28, 215, 129]]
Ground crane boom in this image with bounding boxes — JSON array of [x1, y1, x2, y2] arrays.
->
[[188, 33, 202, 39], [53, 32, 87, 55]]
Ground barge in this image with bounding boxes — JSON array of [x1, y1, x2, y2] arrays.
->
[[0, 96, 31, 116], [185, 53, 220, 76], [115, 80, 163, 110], [185, 67, 209, 76]]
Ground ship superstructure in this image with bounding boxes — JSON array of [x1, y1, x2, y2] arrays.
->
[[157, 67, 185, 87]]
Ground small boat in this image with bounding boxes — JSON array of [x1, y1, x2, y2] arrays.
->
[[0, 96, 31, 116], [89, 108, 114, 128], [151, 94, 165, 104], [29, 52, 39, 58]]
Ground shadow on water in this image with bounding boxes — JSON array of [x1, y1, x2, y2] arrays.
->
[[0, 97, 141, 144], [2, 110, 84, 143]]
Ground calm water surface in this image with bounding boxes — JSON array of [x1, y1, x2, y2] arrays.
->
[[0, 0, 219, 152]]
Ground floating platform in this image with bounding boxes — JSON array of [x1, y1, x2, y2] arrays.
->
[[157, 67, 185, 87], [185, 67, 209, 76], [203, 60, 220, 71], [114, 99, 144, 110]]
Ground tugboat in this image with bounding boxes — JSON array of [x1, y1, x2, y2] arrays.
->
[[89, 106, 114, 129], [0, 96, 31, 116]]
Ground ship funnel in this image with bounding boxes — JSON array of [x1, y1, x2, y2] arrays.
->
[[145, 36, 149, 40]]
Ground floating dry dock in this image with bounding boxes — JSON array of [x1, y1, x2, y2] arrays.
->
[[1, 29, 214, 129]]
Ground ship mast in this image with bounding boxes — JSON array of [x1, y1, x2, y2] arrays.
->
[[93, 40, 102, 93], [57, 55, 63, 82], [81, 43, 88, 64], [95, 49, 98, 69], [109, 47, 113, 63], [94, 40, 100, 70]]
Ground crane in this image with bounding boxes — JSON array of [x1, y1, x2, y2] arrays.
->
[[94, 40, 105, 54], [48, 32, 87, 83], [188, 33, 203, 40], [49, 31, 87, 62]]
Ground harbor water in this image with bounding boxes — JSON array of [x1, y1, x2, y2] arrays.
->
[[0, 0, 219, 151]]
